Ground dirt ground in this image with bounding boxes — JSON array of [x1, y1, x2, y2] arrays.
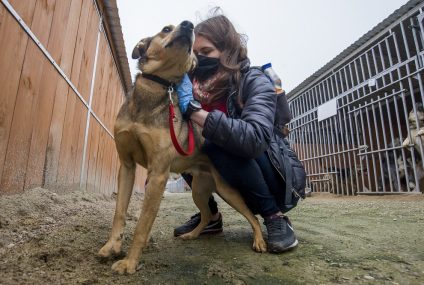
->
[[0, 187, 423, 285]]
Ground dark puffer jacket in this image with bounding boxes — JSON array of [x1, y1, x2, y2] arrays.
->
[[202, 67, 276, 158], [202, 63, 292, 180]]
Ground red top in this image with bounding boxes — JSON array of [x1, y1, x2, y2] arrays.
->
[[201, 97, 228, 114]]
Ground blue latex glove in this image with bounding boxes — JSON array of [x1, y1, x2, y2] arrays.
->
[[175, 74, 193, 114]]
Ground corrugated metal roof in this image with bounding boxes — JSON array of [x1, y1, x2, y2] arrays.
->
[[99, 0, 132, 93], [287, 0, 424, 100]]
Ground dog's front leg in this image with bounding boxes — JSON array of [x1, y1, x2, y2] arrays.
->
[[402, 136, 411, 148], [111, 164, 170, 274], [99, 162, 135, 258], [416, 129, 424, 137]]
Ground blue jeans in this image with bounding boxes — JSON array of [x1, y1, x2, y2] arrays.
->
[[202, 141, 285, 217]]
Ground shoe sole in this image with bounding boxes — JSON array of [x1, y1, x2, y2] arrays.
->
[[268, 239, 298, 253]]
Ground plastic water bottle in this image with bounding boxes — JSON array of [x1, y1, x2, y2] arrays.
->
[[262, 63, 284, 94]]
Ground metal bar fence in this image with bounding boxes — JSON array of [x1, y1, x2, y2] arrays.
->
[[288, 6, 424, 195]]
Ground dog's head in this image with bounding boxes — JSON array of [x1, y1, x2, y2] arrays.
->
[[408, 103, 424, 128], [132, 20, 196, 82]]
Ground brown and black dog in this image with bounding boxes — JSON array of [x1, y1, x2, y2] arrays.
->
[[402, 104, 424, 192], [98, 21, 266, 274], [402, 104, 424, 161]]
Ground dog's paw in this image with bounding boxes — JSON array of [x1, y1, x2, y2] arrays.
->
[[98, 240, 122, 258], [252, 239, 267, 253], [111, 259, 137, 274], [416, 129, 424, 137], [179, 232, 198, 240], [402, 138, 410, 148]]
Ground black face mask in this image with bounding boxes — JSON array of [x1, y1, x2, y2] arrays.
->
[[192, 54, 220, 81]]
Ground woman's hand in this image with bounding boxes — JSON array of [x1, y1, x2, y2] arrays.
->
[[175, 74, 193, 114], [189, 109, 208, 128]]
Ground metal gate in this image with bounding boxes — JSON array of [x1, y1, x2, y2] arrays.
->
[[287, 4, 424, 195]]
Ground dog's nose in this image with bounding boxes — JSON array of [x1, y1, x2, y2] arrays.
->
[[180, 20, 194, 31]]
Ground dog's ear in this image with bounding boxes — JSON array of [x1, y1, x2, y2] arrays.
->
[[132, 37, 152, 59]]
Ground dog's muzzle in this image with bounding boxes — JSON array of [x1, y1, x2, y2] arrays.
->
[[180, 20, 194, 32], [165, 20, 194, 50]]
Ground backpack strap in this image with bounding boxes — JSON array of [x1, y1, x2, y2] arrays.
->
[[280, 139, 294, 205]]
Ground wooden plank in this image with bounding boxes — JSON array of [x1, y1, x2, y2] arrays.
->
[[89, 32, 113, 193], [109, 87, 125, 194], [102, 74, 128, 194], [72, 100, 87, 185], [95, 128, 106, 193], [99, 137, 110, 194], [98, 35, 115, 131], [57, 0, 91, 186], [44, 83, 70, 187], [57, 0, 83, 77], [109, 141, 119, 194], [86, 118, 101, 192], [25, 0, 73, 189], [91, 33, 108, 122], [44, 0, 72, 62], [44, 0, 83, 187], [103, 132, 113, 195], [114, 149, 120, 194], [105, 81, 123, 194], [0, 1, 3, 25], [0, 4, 35, 192], [56, 88, 77, 185], [69, 0, 91, 93], [8, 0, 37, 26], [0, 0, 55, 193], [80, 33, 106, 188], [107, 140, 116, 194], [98, 40, 113, 127], [103, 74, 116, 132], [93, 122, 103, 192], [58, 0, 98, 187], [75, 2, 99, 102], [100, 38, 114, 127], [57, 93, 86, 187], [108, 83, 125, 132], [106, 68, 121, 131], [102, 137, 111, 195], [85, 118, 96, 191], [24, 64, 59, 189], [78, 112, 92, 190]]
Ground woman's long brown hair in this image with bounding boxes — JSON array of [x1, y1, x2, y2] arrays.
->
[[194, 9, 248, 106]]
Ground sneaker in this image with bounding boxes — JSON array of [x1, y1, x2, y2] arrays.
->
[[264, 214, 298, 253], [173, 213, 223, 237]]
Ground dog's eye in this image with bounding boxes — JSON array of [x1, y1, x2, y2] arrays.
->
[[162, 26, 172, 33]]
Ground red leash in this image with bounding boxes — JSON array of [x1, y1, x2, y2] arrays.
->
[[168, 87, 195, 156]]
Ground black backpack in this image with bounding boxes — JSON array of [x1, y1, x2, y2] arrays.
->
[[278, 133, 307, 213]]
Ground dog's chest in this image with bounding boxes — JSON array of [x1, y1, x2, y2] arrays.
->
[[131, 90, 171, 128]]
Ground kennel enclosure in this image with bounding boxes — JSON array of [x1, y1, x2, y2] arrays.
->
[[287, 0, 424, 195]]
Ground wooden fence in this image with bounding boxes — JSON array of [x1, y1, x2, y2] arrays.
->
[[0, 0, 146, 194]]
